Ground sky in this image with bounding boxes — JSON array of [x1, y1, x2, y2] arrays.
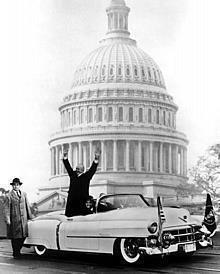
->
[[1, 0, 220, 202]]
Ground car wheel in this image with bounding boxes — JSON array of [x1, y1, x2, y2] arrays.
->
[[34, 245, 47, 256], [119, 238, 140, 264]]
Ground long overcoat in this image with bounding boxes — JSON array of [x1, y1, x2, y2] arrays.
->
[[63, 158, 98, 217], [4, 190, 32, 239]]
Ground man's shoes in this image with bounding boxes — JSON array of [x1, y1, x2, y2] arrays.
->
[[13, 252, 22, 259]]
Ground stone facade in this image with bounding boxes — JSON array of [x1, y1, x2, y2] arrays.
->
[[38, 0, 188, 200]]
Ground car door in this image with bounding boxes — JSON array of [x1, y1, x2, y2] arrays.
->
[[61, 214, 100, 251]]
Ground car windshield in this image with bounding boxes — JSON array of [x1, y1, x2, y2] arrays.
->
[[97, 194, 149, 213]]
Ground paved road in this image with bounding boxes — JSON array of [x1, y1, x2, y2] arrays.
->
[[1, 239, 220, 273]]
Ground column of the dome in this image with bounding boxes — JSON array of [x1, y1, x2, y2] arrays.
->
[[78, 142, 82, 164], [56, 145, 59, 175], [50, 148, 53, 176], [101, 141, 105, 171], [180, 147, 183, 175], [175, 145, 179, 175], [113, 105, 117, 124], [145, 143, 149, 172], [60, 112, 63, 130], [125, 14, 128, 30], [137, 141, 142, 172], [73, 143, 78, 169], [114, 13, 118, 29], [168, 144, 172, 174], [183, 148, 187, 176], [69, 143, 73, 167], [65, 110, 68, 128], [69, 108, 72, 128], [83, 143, 87, 170], [113, 140, 117, 171], [60, 145, 63, 174], [53, 147, 55, 176], [62, 111, 65, 129], [67, 109, 70, 128], [125, 140, 129, 171], [53, 147, 56, 175], [89, 141, 93, 164], [55, 146, 59, 175], [106, 0, 130, 38], [62, 112, 64, 129], [149, 142, 153, 172], [160, 142, 163, 172]]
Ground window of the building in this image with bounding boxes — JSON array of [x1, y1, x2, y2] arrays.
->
[[148, 67, 152, 80], [102, 65, 106, 75], [168, 112, 171, 127], [163, 110, 166, 125], [156, 109, 160, 124], [148, 108, 152, 123], [80, 109, 84, 124], [108, 107, 113, 122], [73, 110, 76, 125], [94, 65, 98, 75], [68, 111, 71, 127], [119, 106, 123, 121], [142, 67, 145, 77], [134, 66, 138, 76], [126, 65, 130, 76], [98, 107, 103, 122], [118, 65, 122, 75], [173, 114, 176, 128], [153, 68, 157, 83], [110, 65, 114, 75], [88, 108, 93, 123], [129, 107, 133, 122], [139, 108, 143, 122], [171, 113, 174, 128], [157, 69, 161, 84]]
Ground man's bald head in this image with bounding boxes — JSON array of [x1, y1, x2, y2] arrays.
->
[[76, 164, 84, 176]]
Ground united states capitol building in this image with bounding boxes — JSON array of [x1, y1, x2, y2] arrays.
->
[[38, 0, 188, 205]]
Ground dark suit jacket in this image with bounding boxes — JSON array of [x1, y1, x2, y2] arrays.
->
[[63, 158, 98, 217]]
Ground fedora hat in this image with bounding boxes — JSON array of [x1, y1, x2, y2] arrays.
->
[[10, 178, 23, 185]]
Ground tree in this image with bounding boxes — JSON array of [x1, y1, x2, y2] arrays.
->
[[189, 144, 220, 200], [0, 187, 9, 203], [175, 182, 202, 197]]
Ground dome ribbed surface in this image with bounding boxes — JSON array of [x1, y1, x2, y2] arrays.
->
[[72, 42, 166, 89]]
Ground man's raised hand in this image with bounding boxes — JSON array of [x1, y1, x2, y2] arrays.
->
[[63, 150, 68, 159], [94, 151, 100, 162]]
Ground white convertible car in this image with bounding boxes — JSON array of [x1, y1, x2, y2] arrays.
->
[[24, 194, 211, 264]]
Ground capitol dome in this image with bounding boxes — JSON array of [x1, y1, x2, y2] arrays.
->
[[72, 0, 165, 91], [44, 0, 188, 201], [72, 41, 166, 89]]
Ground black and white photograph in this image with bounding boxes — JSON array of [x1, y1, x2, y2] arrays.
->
[[0, 0, 220, 273]]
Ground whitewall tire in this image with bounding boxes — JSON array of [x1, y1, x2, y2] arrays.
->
[[34, 245, 47, 256], [119, 238, 140, 264]]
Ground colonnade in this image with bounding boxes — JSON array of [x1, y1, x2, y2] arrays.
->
[[50, 140, 187, 177]]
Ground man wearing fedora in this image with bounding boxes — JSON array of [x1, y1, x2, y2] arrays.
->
[[4, 178, 33, 258]]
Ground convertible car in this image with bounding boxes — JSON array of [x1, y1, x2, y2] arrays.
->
[[24, 194, 212, 264]]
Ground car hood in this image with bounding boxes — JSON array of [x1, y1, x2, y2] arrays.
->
[[98, 207, 200, 228]]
